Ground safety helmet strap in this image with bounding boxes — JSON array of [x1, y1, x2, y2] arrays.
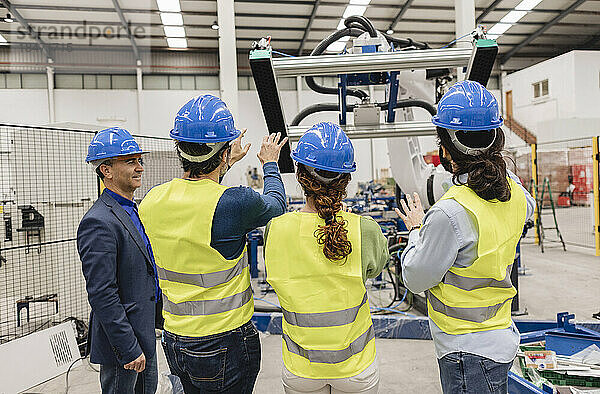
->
[[447, 129, 497, 156], [305, 164, 343, 184], [177, 141, 228, 163]]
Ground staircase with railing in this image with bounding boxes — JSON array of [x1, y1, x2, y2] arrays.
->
[[505, 116, 537, 144]]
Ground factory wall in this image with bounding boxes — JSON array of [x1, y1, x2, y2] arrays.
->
[[502, 50, 600, 143]]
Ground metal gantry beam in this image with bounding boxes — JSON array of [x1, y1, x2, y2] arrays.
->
[[388, 0, 414, 31], [288, 122, 437, 141], [476, 0, 503, 24], [111, 0, 141, 62], [0, 0, 52, 59], [272, 47, 472, 77], [501, 0, 588, 64], [297, 0, 320, 55]]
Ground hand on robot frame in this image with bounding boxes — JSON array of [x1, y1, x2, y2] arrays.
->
[[257, 132, 288, 166], [230, 128, 252, 165], [395, 192, 425, 230]]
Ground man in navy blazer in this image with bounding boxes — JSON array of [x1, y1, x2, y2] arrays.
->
[[78, 127, 160, 394]]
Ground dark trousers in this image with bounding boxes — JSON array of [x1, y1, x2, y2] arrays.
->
[[437, 352, 512, 394], [162, 320, 261, 393], [99, 351, 158, 394]]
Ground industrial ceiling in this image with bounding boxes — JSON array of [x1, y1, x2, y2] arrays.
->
[[0, 0, 599, 71]]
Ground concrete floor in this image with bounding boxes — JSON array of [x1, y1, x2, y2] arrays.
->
[[26, 243, 600, 393]]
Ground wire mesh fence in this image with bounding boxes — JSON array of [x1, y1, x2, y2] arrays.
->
[[536, 138, 595, 249], [507, 137, 596, 250], [0, 124, 179, 345]]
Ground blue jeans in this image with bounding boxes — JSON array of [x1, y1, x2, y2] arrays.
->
[[162, 320, 261, 393], [99, 351, 158, 394], [437, 352, 512, 394]]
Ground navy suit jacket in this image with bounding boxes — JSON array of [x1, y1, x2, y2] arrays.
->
[[77, 190, 157, 366]]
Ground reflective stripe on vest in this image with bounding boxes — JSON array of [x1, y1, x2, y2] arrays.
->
[[162, 285, 253, 316], [282, 325, 375, 364], [265, 211, 376, 379], [427, 290, 512, 323], [156, 257, 248, 288], [442, 264, 513, 291], [139, 178, 254, 337], [282, 292, 368, 328], [427, 177, 526, 335]]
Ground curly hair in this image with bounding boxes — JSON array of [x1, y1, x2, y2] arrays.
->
[[437, 127, 511, 202], [296, 164, 352, 263]]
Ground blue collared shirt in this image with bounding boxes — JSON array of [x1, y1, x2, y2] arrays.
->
[[105, 188, 160, 302]]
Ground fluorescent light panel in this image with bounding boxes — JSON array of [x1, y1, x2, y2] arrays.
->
[[160, 12, 183, 26], [487, 23, 512, 36], [0, 34, 6, 43], [500, 10, 527, 24], [515, 0, 543, 11], [327, 37, 349, 52], [157, 0, 180, 12], [343, 5, 367, 18], [163, 26, 185, 38], [167, 37, 187, 48]]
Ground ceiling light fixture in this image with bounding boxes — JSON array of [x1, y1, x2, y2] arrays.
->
[[386, 29, 394, 35], [163, 26, 185, 37], [167, 37, 187, 48], [157, 0, 181, 12], [343, 5, 367, 18], [211, 21, 219, 30], [515, 0, 543, 11], [160, 12, 183, 26], [487, 23, 512, 36], [500, 10, 528, 24], [4, 13, 13, 23], [0, 34, 7, 43]]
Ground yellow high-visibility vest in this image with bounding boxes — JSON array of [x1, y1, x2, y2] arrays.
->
[[139, 178, 253, 337], [265, 211, 376, 379], [427, 177, 526, 335]]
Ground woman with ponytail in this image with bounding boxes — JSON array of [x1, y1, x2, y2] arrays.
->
[[264, 122, 389, 394], [397, 81, 536, 394]]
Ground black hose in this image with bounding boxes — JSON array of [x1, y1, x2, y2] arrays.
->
[[344, 15, 377, 38], [291, 99, 437, 126], [307, 27, 369, 100], [382, 33, 429, 50]]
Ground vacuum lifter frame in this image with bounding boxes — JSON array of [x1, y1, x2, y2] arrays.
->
[[250, 43, 492, 172]]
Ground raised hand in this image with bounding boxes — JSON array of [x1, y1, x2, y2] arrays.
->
[[257, 132, 289, 165], [230, 128, 251, 165]]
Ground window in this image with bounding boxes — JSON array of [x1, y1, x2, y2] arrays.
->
[[6, 74, 22, 89], [55, 74, 83, 89], [55, 74, 137, 89], [532, 79, 549, 99], [21, 74, 47, 89], [142, 75, 219, 90]]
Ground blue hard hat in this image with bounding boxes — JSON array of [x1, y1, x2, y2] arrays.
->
[[170, 95, 241, 143], [291, 122, 356, 173], [432, 80, 503, 131], [86, 127, 146, 163]]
